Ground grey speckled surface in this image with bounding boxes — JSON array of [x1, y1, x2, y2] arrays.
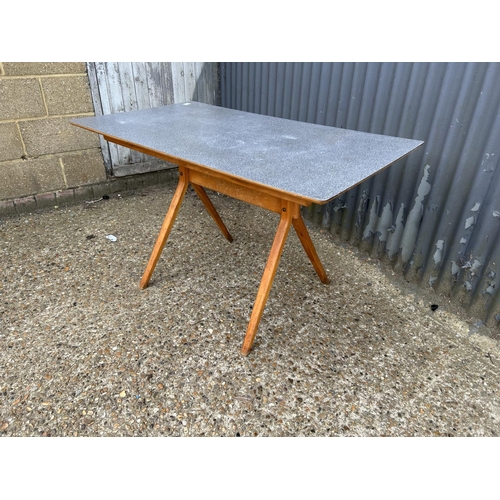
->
[[1, 181, 500, 438], [71, 102, 423, 203]]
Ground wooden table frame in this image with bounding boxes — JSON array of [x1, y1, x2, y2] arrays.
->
[[138, 161, 330, 356], [71, 103, 421, 356]]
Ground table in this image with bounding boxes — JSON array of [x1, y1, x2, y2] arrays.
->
[[71, 102, 423, 356]]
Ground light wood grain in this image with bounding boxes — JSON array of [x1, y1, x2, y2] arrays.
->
[[191, 183, 233, 242], [241, 201, 294, 356], [189, 168, 287, 214], [139, 166, 189, 289], [292, 215, 330, 284]]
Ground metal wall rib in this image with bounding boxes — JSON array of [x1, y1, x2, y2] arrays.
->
[[220, 62, 500, 327]]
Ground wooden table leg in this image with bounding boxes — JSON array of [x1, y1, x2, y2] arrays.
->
[[191, 183, 233, 242], [292, 214, 330, 284], [241, 202, 294, 356], [139, 167, 189, 289]]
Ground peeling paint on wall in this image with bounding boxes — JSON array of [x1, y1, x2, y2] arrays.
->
[[470, 259, 482, 276], [387, 203, 406, 259], [484, 269, 497, 295], [363, 196, 380, 239], [356, 190, 370, 227], [378, 202, 394, 242], [333, 200, 347, 212], [465, 216, 475, 230], [400, 165, 432, 264], [433, 239, 445, 267], [460, 257, 483, 292], [362, 199, 393, 242], [221, 62, 500, 326]]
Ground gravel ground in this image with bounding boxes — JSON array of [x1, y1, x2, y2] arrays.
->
[[1, 178, 500, 437]]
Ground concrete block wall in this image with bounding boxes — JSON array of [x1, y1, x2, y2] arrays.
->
[[0, 62, 107, 209]]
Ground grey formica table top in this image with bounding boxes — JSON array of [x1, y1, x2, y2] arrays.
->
[[71, 102, 424, 204]]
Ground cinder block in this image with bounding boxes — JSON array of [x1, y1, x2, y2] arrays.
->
[[125, 175, 144, 191], [141, 171, 159, 188], [13, 196, 36, 214], [0, 158, 65, 199], [3, 62, 86, 76], [35, 192, 56, 209], [41, 76, 94, 115], [55, 189, 75, 206], [0, 199, 17, 217], [0, 78, 46, 120], [19, 117, 99, 157], [0, 123, 24, 161], [157, 168, 177, 184], [107, 178, 128, 194], [73, 185, 94, 202], [61, 150, 106, 187], [91, 182, 112, 199]]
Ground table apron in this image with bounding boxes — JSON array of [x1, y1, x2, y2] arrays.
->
[[188, 168, 306, 215]]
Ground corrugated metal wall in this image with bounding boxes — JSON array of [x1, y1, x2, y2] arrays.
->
[[220, 62, 500, 327], [87, 62, 219, 177]]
